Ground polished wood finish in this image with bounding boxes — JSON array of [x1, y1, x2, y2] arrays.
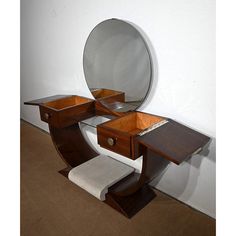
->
[[136, 119, 210, 165], [97, 126, 132, 157], [25, 94, 210, 218], [25, 95, 96, 128], [91, 88, 133, 117], [25, 95, 98, 168], [97, 112, 210, 163], [103, 147, 170, 217], [49, 123, 98, 167], [92, 88, 125, 104], [39, 96, 95, 128], [108, 147, 170, 196], [58, 166, 73, 177], [105, 184, 156, 218], [97, 112, 165, 159]]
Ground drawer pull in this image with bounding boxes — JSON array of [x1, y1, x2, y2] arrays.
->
[[44, 113, 51, 120], [107, 137, 116, 146]]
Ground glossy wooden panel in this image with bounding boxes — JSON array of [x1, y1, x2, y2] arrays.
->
[[97, 111, 165, 159], [25, 94, 211, 218], [97, 126, 131, 157], [108, 146, 170, 196], [49, 123, 98, 167], [137, 119, 210, 165], [92, 88, 125, 103], [104, 147, 170, 217], [40, 96, 95, 128], [105, 184, 156, 218]]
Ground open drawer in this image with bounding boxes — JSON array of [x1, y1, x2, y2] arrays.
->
[[91, 88, 125, 104], [97, 112, 167, 159], [97, 111, 210, 163], [38, 95, 95, 128]]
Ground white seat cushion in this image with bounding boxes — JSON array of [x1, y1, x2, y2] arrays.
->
[[68, 155, 134, 201]]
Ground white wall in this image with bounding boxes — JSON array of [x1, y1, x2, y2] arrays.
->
[[21, 0, 215, 218]]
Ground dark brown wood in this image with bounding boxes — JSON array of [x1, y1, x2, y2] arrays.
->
[[136, 119, 210, 165], [97, 112, 210, 163], [39, 96, 95, 128], [108, 173, 141, 193], [92, 88, 125, 116], [107, 146, 170, 196], [92, 88, 125, 104], [92, 88, 139, 114], [24, 95, 73, 106], [49, 123, 98, 167], [97, 125, 132, 157], [58, 166, 72, 178], [97, 112, 165, 160], [24, 94, 211, 218], [105, 184, 156, 218]]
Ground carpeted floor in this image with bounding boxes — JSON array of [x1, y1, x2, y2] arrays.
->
[[20, 121, 215, 236]]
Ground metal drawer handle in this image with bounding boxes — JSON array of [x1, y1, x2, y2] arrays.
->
[[44, 113, 51, 120], [107, 137, 116, 146]]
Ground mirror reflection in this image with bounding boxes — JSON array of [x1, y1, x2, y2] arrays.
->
[[83, 19, 152, 112]]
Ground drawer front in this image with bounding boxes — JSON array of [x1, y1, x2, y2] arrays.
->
[[39, 102, 95, 128], [97, 127, 131, 158], [131, 136, 143, 160], [58, 102, 95, 127], [98, 93, 125, 104], [39, 106, 58, 126]]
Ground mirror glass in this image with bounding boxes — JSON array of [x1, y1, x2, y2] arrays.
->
[[83, 19, 152, 112]]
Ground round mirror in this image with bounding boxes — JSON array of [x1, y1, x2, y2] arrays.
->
[[83, 19, 152, 112]]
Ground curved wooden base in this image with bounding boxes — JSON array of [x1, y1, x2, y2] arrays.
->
[[49, 123, 170, 218], [105, 184, 156, 218], [49, 123, 98, 167], [25, 94, 210, 218], [108, 148, 170, 197]]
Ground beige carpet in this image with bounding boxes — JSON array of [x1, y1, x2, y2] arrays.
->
[[21, 121, 215, 236]]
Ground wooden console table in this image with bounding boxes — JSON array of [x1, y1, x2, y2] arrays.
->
[[25, 94, 210, 218]]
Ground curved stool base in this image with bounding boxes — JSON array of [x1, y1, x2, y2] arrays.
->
[[105, 184, 156, 218]]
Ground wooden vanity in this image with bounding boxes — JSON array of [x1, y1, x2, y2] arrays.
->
[[25, 94, 210, 218], [24, 18, 210, 218]]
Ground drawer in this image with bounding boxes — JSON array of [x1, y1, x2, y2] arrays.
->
[[97, 126, 131, 158], [97, 111, 165, 160], [39, 95, 95, 128], [97, 111, 210, 164], [91, 88, 125, 104]]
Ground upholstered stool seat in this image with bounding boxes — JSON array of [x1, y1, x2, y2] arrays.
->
[[68, 155, 134, 201]]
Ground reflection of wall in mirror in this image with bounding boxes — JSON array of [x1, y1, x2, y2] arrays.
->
[[83, 20, 151, 103]]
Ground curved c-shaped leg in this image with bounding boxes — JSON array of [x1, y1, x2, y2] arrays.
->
[[104, 146, 170, 217], [49, 123, 98, 168], [108, 146, 170, 196], [49, 123, 168, 218]]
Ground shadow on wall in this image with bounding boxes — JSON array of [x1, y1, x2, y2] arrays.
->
[[150, 137, 215, 200], [81, 122, 215, 203], [126, 20, 159, 112], [79, 19, 216, 205], [128, 20, 216, 203]]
